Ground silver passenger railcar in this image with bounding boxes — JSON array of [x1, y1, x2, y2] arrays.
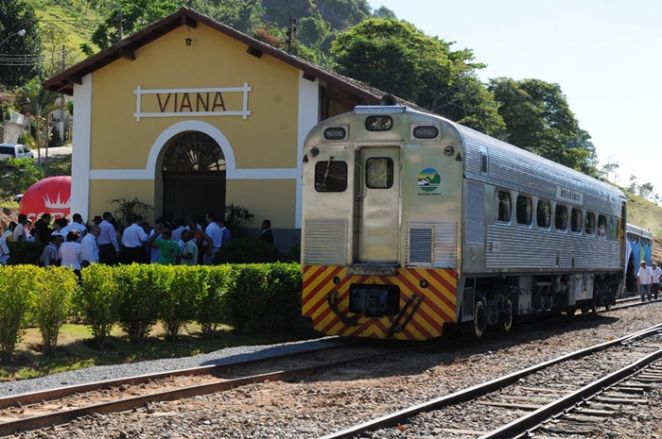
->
[[301, 106, 626, 340]]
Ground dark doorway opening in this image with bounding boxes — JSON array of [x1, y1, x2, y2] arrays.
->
[[161, 131, 226, 219]]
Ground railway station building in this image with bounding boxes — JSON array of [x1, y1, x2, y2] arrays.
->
[[44, 8, 388, 250]]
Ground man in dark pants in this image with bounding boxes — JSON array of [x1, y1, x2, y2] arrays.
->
[[120, 215, 148, 263], [98, 211, 119, 265], [652, 262, 661, 300]]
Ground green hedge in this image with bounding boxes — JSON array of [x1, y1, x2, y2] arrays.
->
[[0, 263, 302, 362]]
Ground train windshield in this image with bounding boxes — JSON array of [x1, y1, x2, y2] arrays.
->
[[314, 160, 347, 192]]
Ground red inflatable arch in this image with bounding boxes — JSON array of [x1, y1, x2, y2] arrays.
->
[[19, 176, 72, 221]]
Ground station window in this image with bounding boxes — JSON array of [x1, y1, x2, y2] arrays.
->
[[315, 160, 347, 192], [366, 157, 394, 189], [536, 200, 551, 228], [555, 205, 568, 230], [497, 190, 511, 222], [597, 215, 607, 237], [516, 195, 532, 225], [571, 207, 582, 232], [585, 212, 596, 235]]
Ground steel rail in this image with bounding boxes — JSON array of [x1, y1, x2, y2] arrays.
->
[[0, 348, 403, 437], [480, 349, 662, 439], [318, 323, 662, 439], [0, 337, 343, 410]]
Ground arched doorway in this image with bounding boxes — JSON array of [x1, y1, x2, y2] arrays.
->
[[161, 131, 226, 219]]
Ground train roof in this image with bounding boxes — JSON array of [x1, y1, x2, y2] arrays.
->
[[399, 107, 626, 212], [626, 223, 653, 240]]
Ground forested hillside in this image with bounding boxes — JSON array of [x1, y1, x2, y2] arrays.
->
[[2, 0, 659, 208]]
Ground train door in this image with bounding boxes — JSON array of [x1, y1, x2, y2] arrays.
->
[[355, 147, 400, 263]]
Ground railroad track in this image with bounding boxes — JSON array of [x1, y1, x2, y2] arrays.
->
[[320, 322, 662, 438], [0, 342, 402, 437]]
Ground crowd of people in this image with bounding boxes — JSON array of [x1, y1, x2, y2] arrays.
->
[[0, 211, 276, 275]]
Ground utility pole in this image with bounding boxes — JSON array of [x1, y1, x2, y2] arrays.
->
[[286, 17, 297, 53]]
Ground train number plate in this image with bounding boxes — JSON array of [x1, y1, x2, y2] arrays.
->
[[349, 284, 400, 317]]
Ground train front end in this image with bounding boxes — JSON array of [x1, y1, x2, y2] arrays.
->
[[301, 107, 464, 340]]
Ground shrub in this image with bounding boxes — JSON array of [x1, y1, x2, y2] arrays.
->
[[161, 266, 206, 340], [78, 264, 120, 345], [197, 266, 234, 337], [7, 241, 42, 265], [226, 263, 302, 334], [116, 265, 169, 343], [214, 238, 280, 264], [0, 266, 40, 362], [34, 267, 77, 353]]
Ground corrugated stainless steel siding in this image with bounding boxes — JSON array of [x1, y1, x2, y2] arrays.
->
[[466, 181, 485, 244], [459, 125, 624, 216], [485, 224, 621, 270], [303, 219, 348, 265], [407, 221, 457, 268]]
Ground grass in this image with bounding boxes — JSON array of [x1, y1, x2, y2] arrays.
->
[[0, 322, 316, 382], [41, 154, 71, 177]]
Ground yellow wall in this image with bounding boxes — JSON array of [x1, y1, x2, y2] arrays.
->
[[90, 23, 299, 170], [226, 180, 296, 227], [89, 180, 155, 220]]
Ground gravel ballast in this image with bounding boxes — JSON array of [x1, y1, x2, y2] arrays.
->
[[0, 337, 342, 397], [8, 302, 662, 438]]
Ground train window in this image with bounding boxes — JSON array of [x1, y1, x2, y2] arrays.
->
[[314, 160, 347, 192], [366, 158, 394, 189], [597, 215, 607, 237], [571, 208, 582, 232], [608, 216, 617, 240], [555, 205, 568, 230], [497, 190, 511, 222], [516, 195, 532, 225], [536, 200, 551, 228], [585, 212, 596, 235]]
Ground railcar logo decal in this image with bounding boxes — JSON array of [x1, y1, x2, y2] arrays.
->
[[417, 168, 441, 192]]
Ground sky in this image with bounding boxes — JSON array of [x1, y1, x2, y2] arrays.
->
[[367, 0, 662, 197]]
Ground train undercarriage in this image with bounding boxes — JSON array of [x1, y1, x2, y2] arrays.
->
[[465, 272, 622, 338]]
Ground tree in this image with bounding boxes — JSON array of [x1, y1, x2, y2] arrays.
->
[[601, 161, 619, 181], [16, 78, 58, 164], [639, 183, 654, 200], [489, 78, 598, 174], [331, 19, 505, 135], [373, 6, 396, 19], [627, 175, 637, 193], [0, 0, 42, 87], [0, 158, 43, 197]]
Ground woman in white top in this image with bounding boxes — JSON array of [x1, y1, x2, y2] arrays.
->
[[59, 230, 83, 276]]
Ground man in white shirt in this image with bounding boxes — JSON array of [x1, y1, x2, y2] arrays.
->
[[61, 213, 87, 242], [98, 212, 119, 265], [637, 261, 653, 301], [12, 214, 27, 243], [0, 224, 10, 265], [121, 215, 148, 263], [59, 231, 83, 276], [204, 212, 222, 264], [81, 225, 100, 267], [651, 262, 661, 301]]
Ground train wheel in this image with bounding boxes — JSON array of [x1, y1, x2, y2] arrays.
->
[[564, 306, 577, 317], [473, 296, 487, 338], [501, 296, 513, 334]]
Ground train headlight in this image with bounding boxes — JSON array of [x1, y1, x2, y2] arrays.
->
[[365, 115, 393, 131]]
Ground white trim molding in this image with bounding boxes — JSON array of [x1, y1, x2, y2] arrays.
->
[[89, 119, 298, 181], [71, 73, 93, 221], [296, 72, 319, 228]]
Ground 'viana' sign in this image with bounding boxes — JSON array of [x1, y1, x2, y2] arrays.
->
[[133, 83, 252, 121]]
